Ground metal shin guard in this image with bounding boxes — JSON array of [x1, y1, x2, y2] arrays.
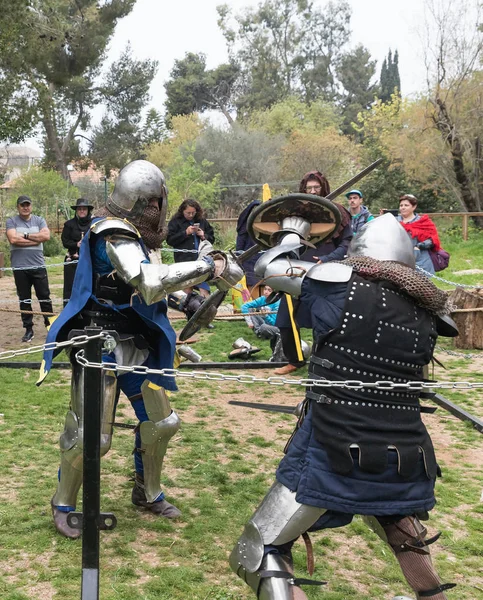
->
[[138, 380, 180, 503], [230, 481, 326, 598], [364, 515, 456, 599], [232, 552, 296, 600], [53, 363, 117, 508]]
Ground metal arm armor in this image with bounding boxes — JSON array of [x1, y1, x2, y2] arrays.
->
[[104, 231, 215, 305], [254, 232, 353, 298]]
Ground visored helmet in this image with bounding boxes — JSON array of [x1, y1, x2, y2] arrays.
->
[[106, 160, 168, 230], [348, 213, 416, 268]]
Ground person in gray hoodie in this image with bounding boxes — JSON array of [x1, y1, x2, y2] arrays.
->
[[346, 189, 374, 234]]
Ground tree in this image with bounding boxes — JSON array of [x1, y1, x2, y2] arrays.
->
[[217, 0, 353, 115], [164, 53, 240, 126], [246, 97, 341, 137], [424, 0, 483, 226], [88, 46, 159, 175], [337, 44, 378, 136], [13, 167, 79, 220], [379, 49, 401, 103], [194, 124, 284, 209], [0, 1, 157, 179], [0, 2, 38, 142]]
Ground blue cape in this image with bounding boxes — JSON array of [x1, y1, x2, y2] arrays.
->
[[38, 220, 177, 391]]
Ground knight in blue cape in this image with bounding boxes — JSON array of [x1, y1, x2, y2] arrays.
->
[[39, 160, 243, 538]]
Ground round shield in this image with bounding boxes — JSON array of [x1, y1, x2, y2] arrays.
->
[[247, 193, 341, 249], [178, 289, 226, 342]]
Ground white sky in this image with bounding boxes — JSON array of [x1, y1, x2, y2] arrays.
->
[[26, 0, 433, 151], [107, 0, 430, 108]]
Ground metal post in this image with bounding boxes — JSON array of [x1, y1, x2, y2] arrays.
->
[[81, 327, 103, 600]]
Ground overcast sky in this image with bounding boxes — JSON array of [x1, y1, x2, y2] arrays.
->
[[107, 0, 430, 109]]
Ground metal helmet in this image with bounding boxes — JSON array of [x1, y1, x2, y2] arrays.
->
[[348, 213, 416, 268], [106, 160, 168, 226]]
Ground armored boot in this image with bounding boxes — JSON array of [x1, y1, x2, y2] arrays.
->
[[132, 380, 181, 518], [132, 475, 181, 518]]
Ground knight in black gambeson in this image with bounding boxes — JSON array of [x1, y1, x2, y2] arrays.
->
[[230, 196, 457, 600]]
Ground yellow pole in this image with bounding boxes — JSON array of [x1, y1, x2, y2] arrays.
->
[[262, 183, 271, 203]]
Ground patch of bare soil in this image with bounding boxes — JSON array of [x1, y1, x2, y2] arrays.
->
[[0, 275, 54, 351]]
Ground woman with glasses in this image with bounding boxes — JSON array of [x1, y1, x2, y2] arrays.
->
[[273, 170, 353, 375]]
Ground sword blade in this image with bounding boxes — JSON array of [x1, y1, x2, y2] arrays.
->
[[228, 400, 297, 414], [327, 158, 383, 200]]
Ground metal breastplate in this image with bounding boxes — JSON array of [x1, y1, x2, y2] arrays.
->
[[308, 275, 438, 479]]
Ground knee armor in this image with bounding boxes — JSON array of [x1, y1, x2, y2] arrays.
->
[[230, 482, 326, 599]]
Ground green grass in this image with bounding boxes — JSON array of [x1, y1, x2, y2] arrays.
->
[[0, 230, 482, 599]]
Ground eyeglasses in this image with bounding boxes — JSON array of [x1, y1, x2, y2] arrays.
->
[[306, 185, 322, 193]]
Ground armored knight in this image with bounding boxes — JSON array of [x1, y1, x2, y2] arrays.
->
[[230, 195, 457, 600], [39, 160, 242, 538]]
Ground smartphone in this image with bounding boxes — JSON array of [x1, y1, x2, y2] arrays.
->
[[193, 223, 200, 229]]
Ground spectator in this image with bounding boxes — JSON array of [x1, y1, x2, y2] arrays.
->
[[241, 285, 280, 352], [345, 189, 374, 234], [398, 194, 440, 275], [166, 199, 215, 298], [6, 195, 53, 342], [274, 171, 353, 375], [61, 198, 94, 306], [236, 199, 262, 294]]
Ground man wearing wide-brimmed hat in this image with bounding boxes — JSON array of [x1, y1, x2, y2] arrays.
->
[[61, 197, 94, 306]]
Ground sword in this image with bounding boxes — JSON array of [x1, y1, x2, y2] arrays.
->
[[228, 400, 298, 415], [326, 158, 383, 200]]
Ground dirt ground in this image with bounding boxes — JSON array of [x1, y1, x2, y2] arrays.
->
[[0, 274, 58, 351]]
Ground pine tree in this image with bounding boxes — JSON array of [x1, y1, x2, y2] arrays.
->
[[379, 49, 401, 103]]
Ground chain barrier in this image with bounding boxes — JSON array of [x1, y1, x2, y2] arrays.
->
[[435, 346, 482, 360], [415, 266, 482, 289], [1, 336, 481, 390], [72, 350, 483, 390], [0, 332, 106, 361]]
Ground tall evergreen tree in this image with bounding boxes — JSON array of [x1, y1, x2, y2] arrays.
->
[[379, 49, 401, 102]]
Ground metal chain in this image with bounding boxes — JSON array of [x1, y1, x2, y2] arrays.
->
[[435, 346, 482, 360], [1, 336, 481, 389], [73, 351, 483, 390], [0, 332, 107, 360], [415, 266, 482, 289]]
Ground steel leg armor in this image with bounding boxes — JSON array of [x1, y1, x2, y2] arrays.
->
[[363, 515, 456, 599], [53, 361, 117, 509], [230, 482, 326, 599], [136, 380, 180, 503]]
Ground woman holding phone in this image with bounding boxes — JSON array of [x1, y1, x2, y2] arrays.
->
[[167, 199, 215, 296]]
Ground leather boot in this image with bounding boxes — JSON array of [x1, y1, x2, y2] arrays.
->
[[51, 498, 81, 539], [273, 364, 300, 375], [131, 485, 181, 518]]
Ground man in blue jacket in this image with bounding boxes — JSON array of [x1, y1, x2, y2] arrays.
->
[[346, 188, 374, 234]]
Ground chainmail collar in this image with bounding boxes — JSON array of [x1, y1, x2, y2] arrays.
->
[[94, 206, 164, 250], [339, 256, 451, 315]]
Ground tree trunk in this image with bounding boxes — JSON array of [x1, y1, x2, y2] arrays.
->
[[432, 97, 483, 228], [450, 288, 483, 349]]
